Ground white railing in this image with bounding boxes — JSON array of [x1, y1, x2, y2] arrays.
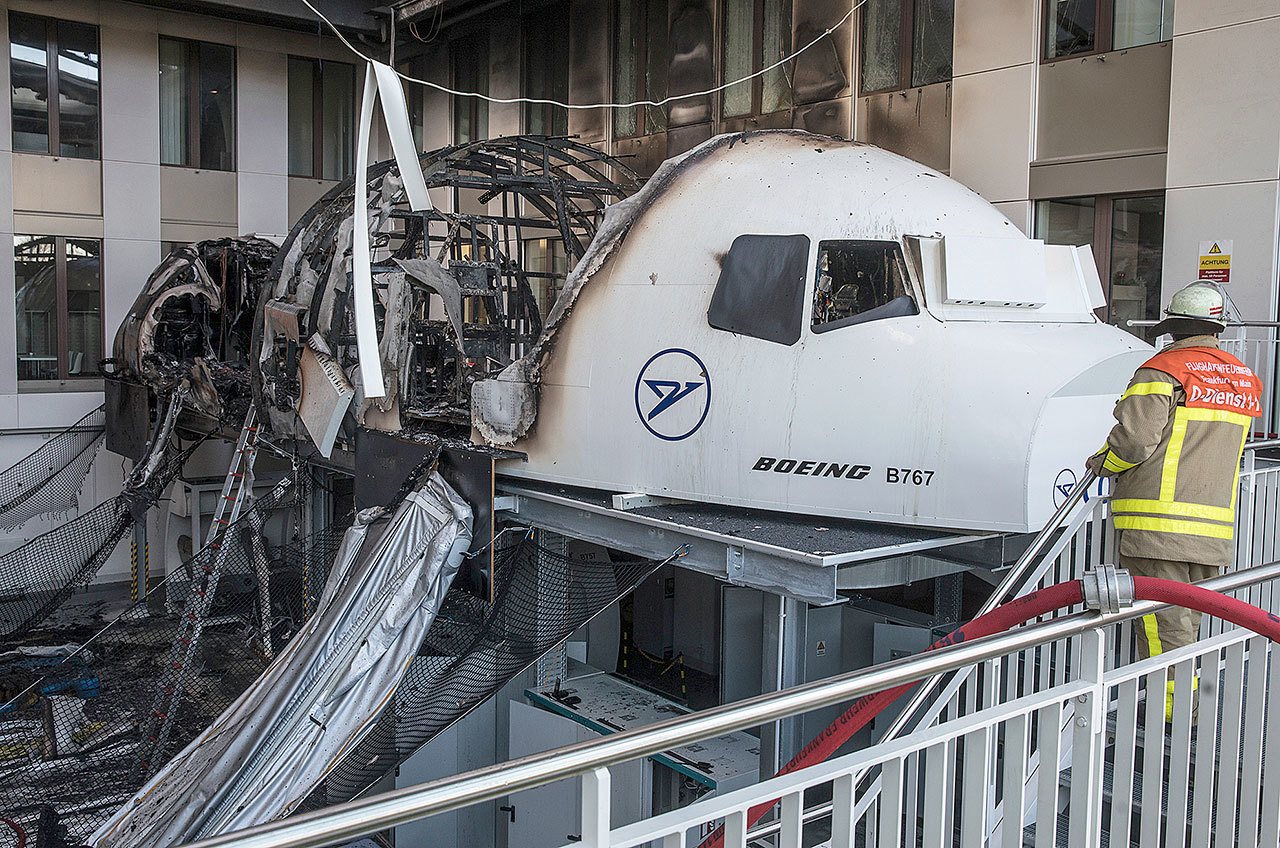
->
[[175, 446, 1280, 848]]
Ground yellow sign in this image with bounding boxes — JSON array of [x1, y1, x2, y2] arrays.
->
[[1198, 239, 1232, 283]]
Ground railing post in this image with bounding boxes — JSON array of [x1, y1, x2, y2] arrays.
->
[[1067, 627, 1105, 848], [580, 767, 612, 848]]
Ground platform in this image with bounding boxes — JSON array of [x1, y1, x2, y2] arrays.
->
[[496, 479, 1012, 605]]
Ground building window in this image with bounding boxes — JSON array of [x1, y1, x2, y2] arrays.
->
[[720, 0, 792, 118], [452, 33, 489, 145], [524, 4, 570, 136], [1036, 194, 1165, 340], [861, 0, 954, 94], [15, 235, 103, 383], [812, 241, 918, 332], [614, 0, 669, 138], [398, 56, 426, 151], [524, 237, 570, 317], [1045, 0, 1174, 60], [159, 36, 236, 170], [288, 57, 355, 180], [707, 234, 809, 346], [9, 12, 99, 159]]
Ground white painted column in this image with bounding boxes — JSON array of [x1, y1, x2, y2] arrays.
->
[[949, 0, 1041, 234], [235, 46, 290, 237], [1162, 7, 1280, 322]]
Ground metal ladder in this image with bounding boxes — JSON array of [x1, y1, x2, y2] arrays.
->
[[137, 407, 261, 773]]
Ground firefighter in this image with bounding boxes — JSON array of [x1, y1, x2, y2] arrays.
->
[[1087, 281, 1263, 717]]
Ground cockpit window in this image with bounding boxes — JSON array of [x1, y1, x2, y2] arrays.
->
[[811, 240, 918, 333], [707, 234, 810, 346]]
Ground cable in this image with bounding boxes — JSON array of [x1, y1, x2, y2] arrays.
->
[[697, 575, 1280, 848], [299, 0, 864, 111], [0, 818, 24, 848]]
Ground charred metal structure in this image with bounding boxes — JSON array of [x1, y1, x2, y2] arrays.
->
[[107, 136, 634, 461]]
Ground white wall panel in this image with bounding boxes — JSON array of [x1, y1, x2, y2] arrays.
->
[[0, 11, 10, 152], [236, 48, 288, 177], [1162, 180, 1280, 321], [102, 161, 160, 241], [953, 0, 1037, 76], [0, 230, 15, 397], [1174, 2, 1280, 35], [992, 200, 1032, 235], [1166, 17, 1280, 188], [950, 63, 1034, 203], [103, 237, 159, 346], [101, 22, 160, 165], [238, 172, 289, 236]]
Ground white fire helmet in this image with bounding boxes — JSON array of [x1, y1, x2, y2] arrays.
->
[[1154, 280, 1227, 334]]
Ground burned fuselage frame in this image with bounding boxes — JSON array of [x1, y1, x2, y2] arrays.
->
[[110, 136, 636, 455]]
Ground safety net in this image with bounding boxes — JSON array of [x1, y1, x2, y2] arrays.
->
[[0, 475, 333, 845], [0, 404, 105, 532], [0, 437, 195, 640]]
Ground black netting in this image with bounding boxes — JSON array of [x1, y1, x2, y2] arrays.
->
[[0, 439, 193, 639], [312, 535, 661, 806], [0, 405, 105, 532], [0, 479, 343, 845]]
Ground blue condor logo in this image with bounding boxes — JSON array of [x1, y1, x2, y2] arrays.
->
[[634, 349, 711, 441]]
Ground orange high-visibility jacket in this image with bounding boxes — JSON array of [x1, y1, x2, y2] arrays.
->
[[1089, 336, 1263, 567]]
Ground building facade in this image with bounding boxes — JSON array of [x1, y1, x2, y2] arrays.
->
[[2, 0, 1278, 570]]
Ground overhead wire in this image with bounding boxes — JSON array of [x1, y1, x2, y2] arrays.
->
[[300, 0, 865, 112]]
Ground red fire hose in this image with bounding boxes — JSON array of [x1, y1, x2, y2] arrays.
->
[[0, 817, 25, 848], [699, 576, 1280, 848]]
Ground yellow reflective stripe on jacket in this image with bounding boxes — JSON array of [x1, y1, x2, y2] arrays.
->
[[1111, 498, 1235, 522], [1102, 451, 1137, 474], [1113, 515, 1235, 539], [1160, 408, 1191, 502], [1120, 381, 1174, 401]]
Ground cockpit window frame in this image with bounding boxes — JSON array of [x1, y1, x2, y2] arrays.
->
[[810, 238, 921, 334], [707, 233, 811, 346]]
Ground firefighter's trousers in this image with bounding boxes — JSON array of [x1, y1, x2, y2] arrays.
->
[[1119, 553, 1216, 720]]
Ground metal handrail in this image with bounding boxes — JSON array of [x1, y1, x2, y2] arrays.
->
[[177, 557, 1280, 848], [1128, 319, 1280, 328], [866, 471, 1097, 751]]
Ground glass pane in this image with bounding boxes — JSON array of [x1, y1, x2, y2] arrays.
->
[[1113, 0, 1173, 49], [287, 57, 314, 177], [911, 0, 953, 87], [198, 42, 236, 170], [1109, 196, 1165, 342], [320, 61, 353, 180], [645, 0, 669, 132], [613, 0, 638, 137], [761, 0, 791, 113], [56, 19, 99, 159], [721, 0, 753, 117], [159, 37, 187, 166], [14, 235, 58, 381], [1046, 0, 1096, 58], [1035, 196, 1095, 246], [10, 13, 50, 154], [452, 36, 488, 144], [861, 0, 902, 92], [64, 238, 102, 375], [523, 8, 569, 136], [398, 58, 424, 151]]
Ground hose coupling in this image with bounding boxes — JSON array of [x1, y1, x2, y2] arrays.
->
[[1082, 565, 1135, 614]]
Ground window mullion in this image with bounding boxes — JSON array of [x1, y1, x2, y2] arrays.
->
[[312, 60, 324, 179], [1097, 0, 1113, 53], [188, 42, 201, 167], [753, 0, 764, 114], [1096, 197, 1114, 321], [55, 236, 69, 381], [45, 18, 59, 155], [900, 0, 914, 91]]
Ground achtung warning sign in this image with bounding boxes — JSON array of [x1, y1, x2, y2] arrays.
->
[[1199, 239, 1232, 283]]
